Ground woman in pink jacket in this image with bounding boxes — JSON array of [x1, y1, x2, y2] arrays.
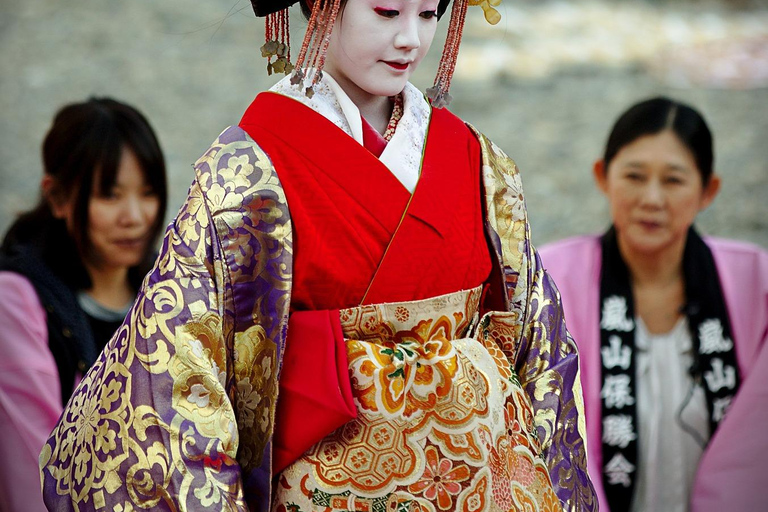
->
[[540, 97, 768, 512]]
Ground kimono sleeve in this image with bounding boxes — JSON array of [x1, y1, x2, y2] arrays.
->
[[39, 126, 292, 512], [517, 251, 597, 512], [473, 130, 597, 512]]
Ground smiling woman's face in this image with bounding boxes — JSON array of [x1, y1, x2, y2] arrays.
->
[[323, 0, 440, 105], [85, 148, 160, 272], [53, 147, 161, 273], [596, 129, 719, 256]]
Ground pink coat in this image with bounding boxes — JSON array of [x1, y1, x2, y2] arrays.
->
[[540, 235, 768, 512], [0, 272, 60, 512]]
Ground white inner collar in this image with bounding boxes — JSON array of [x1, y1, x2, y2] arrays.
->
[[270, 72, 431, 192]]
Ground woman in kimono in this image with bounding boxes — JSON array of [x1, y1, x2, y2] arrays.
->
[[0, 97, 167, 512], [40, 1, 595, 511], [539, 97, 768, 512]]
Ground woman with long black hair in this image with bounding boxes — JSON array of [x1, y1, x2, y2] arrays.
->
[[0, 97, 167, 511]]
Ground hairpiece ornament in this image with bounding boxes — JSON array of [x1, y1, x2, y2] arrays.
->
[[291, 0, 342, 97], [261, 9, 294, 76], [427, 0, 501, 107], [471, 0, 502, 25]]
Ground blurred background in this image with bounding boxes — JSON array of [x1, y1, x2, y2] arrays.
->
[[1, 0, 766, 248]]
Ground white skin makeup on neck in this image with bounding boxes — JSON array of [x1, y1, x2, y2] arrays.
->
[[323, 0, 440, 133]]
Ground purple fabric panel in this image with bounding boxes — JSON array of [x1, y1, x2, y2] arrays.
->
[[521, 250, 597, 511], [42, 193, 245, 510], [39, 125, 292, 511], [200, 126, 292, 508], [539, 235, 607, 508]]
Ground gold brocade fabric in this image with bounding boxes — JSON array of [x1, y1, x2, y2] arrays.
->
[[272, 288, 562, 512]]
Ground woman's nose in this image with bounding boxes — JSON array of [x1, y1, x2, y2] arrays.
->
[[120, 196, 144, 225], [640, 180, 665, 208], [394, 19, 421, 50]]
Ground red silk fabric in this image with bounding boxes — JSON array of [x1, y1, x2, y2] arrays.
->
[[240, 92, 492, 473], [360, 115, 388, 158], [241, 92, 492, 310]]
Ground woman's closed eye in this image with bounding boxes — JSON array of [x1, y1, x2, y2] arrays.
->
[[96, 189, 121, 200], [374, 7, 399, 17], [420, 10, 437, 19], [664, 176, 684, 185]]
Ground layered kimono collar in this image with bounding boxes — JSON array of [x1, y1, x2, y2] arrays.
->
[[270, 72, 431, 192]]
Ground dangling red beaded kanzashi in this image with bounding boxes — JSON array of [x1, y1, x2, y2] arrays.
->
[[290, 0, 342, 97], [426, 0, 468, 108], [262, 9, 293, 75]]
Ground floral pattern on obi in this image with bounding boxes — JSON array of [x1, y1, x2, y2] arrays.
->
[[272, 288, 562, 512]]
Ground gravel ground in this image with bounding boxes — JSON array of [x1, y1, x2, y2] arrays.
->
[[1, 0, 766, 248]]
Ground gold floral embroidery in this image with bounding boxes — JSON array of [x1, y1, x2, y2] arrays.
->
[[347, 320, 458, 419]]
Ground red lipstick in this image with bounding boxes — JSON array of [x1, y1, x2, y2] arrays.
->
[[385, 61, 409, 70]]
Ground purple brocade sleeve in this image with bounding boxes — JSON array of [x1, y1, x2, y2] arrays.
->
[[520, 252, 598, 511], [473, 128, 598, 512], [39, 126, 293, 512]]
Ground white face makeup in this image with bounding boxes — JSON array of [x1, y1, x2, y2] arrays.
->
[[323, 0, 440, 106]]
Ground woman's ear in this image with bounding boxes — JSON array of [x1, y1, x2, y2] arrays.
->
[[593, 159, 609, 194], [699, 173, 721, 211], [42, 175, 69, 219]]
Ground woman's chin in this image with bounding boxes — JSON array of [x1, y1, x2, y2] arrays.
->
[[364, 73, 410, 98], [624, 233, 679, 258]]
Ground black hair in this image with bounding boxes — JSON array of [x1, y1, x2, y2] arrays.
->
[[603, 97, 714, 185], [1, 97, 168, 291]]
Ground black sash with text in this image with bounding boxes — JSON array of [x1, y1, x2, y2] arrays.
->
[[599, 227, 741, 511]]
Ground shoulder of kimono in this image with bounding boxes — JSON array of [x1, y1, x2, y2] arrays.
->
[[191, 125, 290, 216], [465, 124, 533, 313], [464, 124, 522, 182], [180, 124, 292, 344]]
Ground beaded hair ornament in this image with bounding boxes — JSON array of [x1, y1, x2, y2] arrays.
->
[[251, 0, 501, 107]]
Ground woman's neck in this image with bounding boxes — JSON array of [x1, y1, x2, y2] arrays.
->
[[617, 235, 686, 287], [355, 95, 394, 136], [618, 234, 687, 334], [84, 264, 133, 311]]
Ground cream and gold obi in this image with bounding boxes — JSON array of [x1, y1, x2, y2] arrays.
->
[[272, 287, 562, 512]]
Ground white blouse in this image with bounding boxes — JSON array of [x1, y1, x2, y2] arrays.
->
[[631, 316, 710, 512]]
